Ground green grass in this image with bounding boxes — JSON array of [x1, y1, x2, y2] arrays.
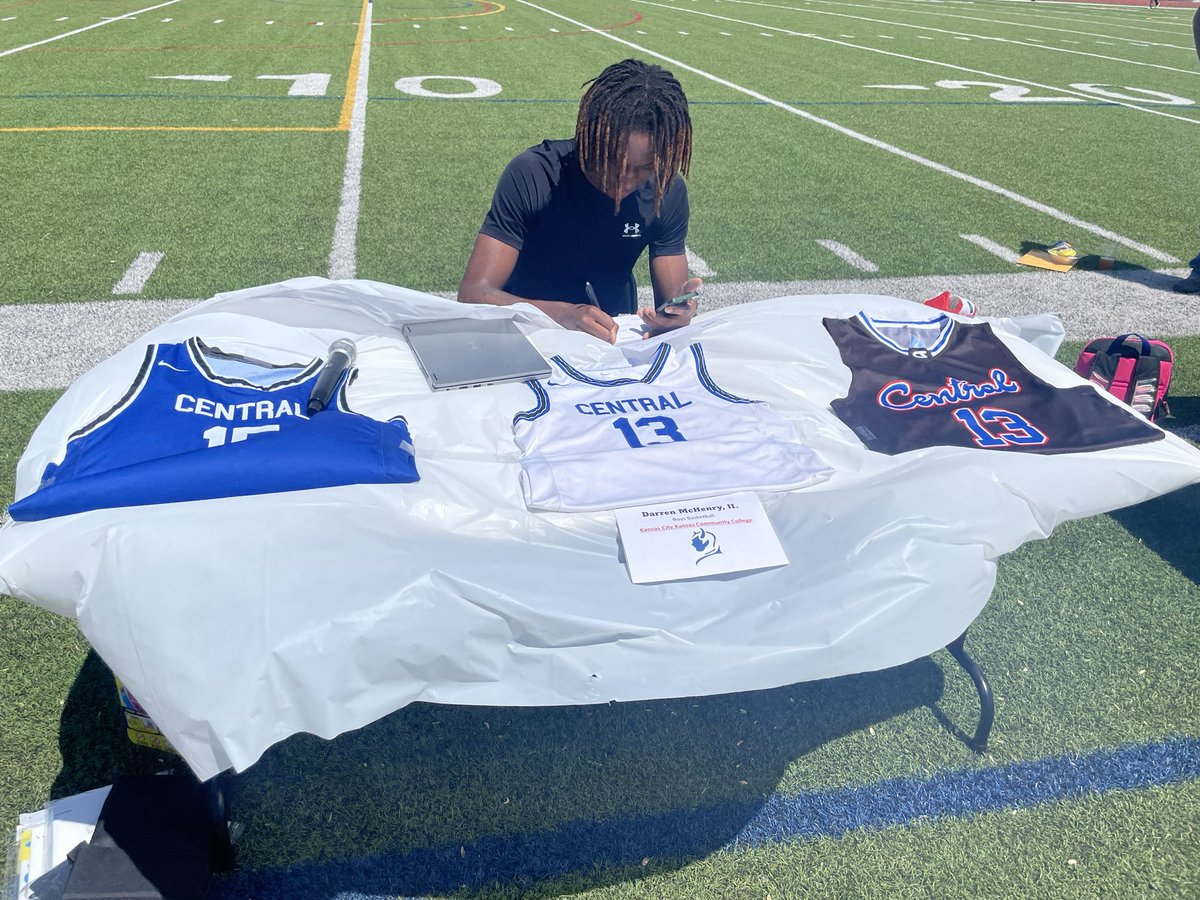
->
[[4, 133, 346, 302], [510, 780, 1200, 899], [3, 0, 1196, 300]]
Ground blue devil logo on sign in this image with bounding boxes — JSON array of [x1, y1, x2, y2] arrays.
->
[[690, 528, 723, 565]]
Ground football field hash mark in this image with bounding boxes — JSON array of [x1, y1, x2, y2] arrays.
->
[[685, 247, 715, 277], [960, 235, 1020, 264], [816, 240, 879, 273], [112, 252, 165, 295]]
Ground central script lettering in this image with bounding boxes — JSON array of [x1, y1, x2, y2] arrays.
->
[[574, 391, 694, 416], [877, 368, 1020, 411], [174, 394, 307, 421]]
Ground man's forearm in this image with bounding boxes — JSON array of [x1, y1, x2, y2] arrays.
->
[[458, 284, 529, 307], [458, 285, 577, 321]]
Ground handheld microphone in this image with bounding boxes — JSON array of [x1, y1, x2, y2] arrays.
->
[[306, 338, 357, 415]]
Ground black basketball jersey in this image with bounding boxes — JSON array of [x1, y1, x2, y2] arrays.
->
[[823, 313, 1163, 455]]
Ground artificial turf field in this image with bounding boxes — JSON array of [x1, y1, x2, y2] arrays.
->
[[2, 1, 1199, 897]]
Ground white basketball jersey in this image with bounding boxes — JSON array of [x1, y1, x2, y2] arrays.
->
[[512, 342, 831, 512]]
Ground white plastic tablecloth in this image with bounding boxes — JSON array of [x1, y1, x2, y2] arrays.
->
[[2, 277, 1197, 780]]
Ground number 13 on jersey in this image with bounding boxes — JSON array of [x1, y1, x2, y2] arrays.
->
[[611, 415, 687, 448]]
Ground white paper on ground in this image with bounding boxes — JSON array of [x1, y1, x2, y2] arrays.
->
[[11, 785, 110, 900]]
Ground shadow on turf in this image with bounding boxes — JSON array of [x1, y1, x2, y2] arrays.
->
[[1109, 388, 1200, 583], [1080, 262, 1192, 290], [191, 659, 968, 898], [50, 651, 183, 802], [49, 649, 997, 896], [1109, 481, 1200, 585], [1017, 240, 1188, 288]]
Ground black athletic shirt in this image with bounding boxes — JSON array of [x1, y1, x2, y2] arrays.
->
[[479, 139, 689, 315]]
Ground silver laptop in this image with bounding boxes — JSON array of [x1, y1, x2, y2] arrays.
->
[[401, 316, 552, 391]]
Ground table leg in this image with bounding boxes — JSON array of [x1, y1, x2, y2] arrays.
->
[[945, 629, 994, 753], [206, 772, 235, 872]]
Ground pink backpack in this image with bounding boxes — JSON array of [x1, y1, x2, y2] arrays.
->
[[1074, 333, 1174, 422]]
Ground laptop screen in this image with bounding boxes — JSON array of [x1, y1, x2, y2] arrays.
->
[[402, 317, 552, 391]]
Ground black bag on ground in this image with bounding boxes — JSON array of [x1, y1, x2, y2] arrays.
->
[[61, 774, 215, 900]]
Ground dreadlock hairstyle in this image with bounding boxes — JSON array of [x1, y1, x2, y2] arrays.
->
[[575, 59, 692, 215]]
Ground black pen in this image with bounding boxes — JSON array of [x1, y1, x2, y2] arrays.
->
[[584, 281, 600, 307]]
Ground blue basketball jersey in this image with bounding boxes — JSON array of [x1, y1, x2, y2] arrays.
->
[[9, 338, 419, 521]]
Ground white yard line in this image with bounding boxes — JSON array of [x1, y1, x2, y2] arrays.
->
[[0, 0, 182, 58], [111, 252, 165, 295], [636, 1, 1200, 122], [686, 246, 716, 276], [960, 234, 1021, 264], [328, 2, 373, 280], [516, 0, 1180, 264], [816, 239, 879, 272], [776, 0, 1198, 52]]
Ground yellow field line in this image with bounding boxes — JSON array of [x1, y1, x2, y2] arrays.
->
[[421, 1, 505, 21], [2, 0, 375, 134], [0, 125, 341, 133], [337, 0, 372, 131]]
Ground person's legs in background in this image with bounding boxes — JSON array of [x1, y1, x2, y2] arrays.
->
[[1180, 15, 1200, 294], [1172, 250, 1200, 295]]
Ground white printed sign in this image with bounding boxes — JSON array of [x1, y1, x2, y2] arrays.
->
[[614, 492, 789, 584]]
